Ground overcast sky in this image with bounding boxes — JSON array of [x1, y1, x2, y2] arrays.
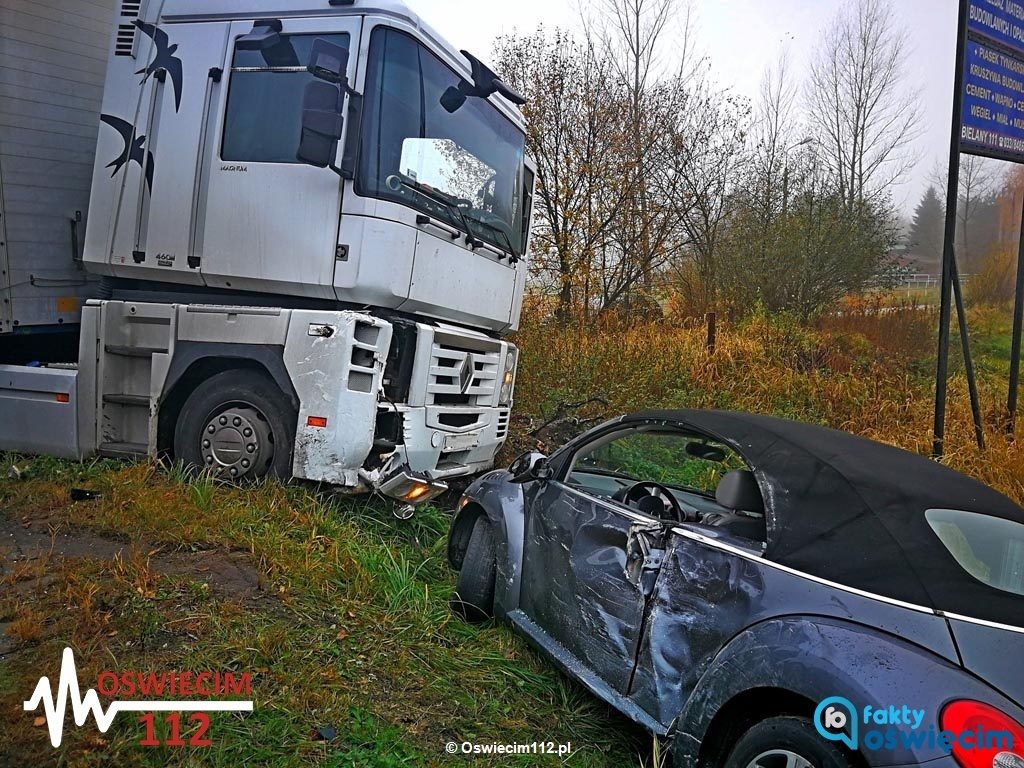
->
[[405, 0, 977, 218]]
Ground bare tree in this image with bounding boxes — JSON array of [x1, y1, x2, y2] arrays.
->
[[807, 0, 921, 206], [929, 154, 1004, 268], [583, 0, 703, 313], [669, 87, 749, 313], [750, 53, 801, 227]]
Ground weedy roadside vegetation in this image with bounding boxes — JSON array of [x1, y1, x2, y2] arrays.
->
[[0, 299, 1021, 767]]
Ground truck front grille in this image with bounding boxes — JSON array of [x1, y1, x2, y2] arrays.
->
[[426, 338, 500, 406]]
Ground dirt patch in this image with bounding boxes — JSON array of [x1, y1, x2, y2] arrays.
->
[[0, 519, 261, 597]]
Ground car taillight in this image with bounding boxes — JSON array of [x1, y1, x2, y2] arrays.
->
[[941, 700, 1024, 768]]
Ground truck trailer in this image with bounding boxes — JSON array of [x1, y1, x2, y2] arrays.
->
[[0, 0, 535, 504]]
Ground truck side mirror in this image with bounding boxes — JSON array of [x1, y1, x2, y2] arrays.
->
[[236, 18, 283, 51], [307, 38, 349, 85], [297, 81, 344, 168], [236, 18, 299, 67], [296, 39, 352, 170], [508, 452, 552, 484]]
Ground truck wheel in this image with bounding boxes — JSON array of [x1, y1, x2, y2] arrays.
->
[[450, 516, 497, 622], [174, 369, 296, 481], [721, 716, 855, 768]]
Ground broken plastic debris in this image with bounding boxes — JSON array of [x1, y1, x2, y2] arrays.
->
[[313, 725, 337, 742]]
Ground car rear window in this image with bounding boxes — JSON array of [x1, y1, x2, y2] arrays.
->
[[926, 508, 1024, 598]]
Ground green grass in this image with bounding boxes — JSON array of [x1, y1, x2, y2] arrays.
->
[[0, 459, 648, 767], [2, 301, 1020, 767]]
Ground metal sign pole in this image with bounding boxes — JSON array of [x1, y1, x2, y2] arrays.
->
[[1009, 194, 1024, 436], [951, 257, 985, 449], [933, 0, 969, 459]]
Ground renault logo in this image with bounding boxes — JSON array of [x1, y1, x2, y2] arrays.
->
[[459, 354, 475, 393]]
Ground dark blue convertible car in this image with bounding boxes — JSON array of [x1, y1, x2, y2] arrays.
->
[[447, 410, 1024, 768]]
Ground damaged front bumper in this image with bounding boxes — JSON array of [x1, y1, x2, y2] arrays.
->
[[356, 404, 509, 505]]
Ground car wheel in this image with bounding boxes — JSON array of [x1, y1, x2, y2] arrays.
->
[[174, 369, 297, 481], [450, 516, 497, 622], [723, 717, 855, 768]]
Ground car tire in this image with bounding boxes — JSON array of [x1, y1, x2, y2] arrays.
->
[[174, 369, 297, 482], [722, 716, 856, 768], [450, 516, 497, 622]]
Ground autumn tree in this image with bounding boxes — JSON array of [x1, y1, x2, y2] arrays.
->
[[493, 28, 626, 321]]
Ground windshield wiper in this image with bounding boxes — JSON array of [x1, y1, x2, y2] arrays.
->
[[387, 174, 480, 248], [462, 212, 519, 263]]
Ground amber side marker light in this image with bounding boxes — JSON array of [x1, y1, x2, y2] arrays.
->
[[378, 469, 447, 505], [403, 483, 431, 503], [941, 700, 1024, 768]]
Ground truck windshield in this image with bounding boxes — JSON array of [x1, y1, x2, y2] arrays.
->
[[358, 26, 528, 256]]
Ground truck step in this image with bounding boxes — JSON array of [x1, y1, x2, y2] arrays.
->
[[102, 394, 150, 407], [103, 344, 167, 357], [98, 441, 148, 458]]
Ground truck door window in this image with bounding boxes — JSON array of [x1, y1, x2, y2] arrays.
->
[[357, 26, 527, 255], [222, 33, 349, 163]]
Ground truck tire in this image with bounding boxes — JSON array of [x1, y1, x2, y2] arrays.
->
[[720, 716, 855, 768], [450, 516, 497, 622], [174, 369, 297, 481]]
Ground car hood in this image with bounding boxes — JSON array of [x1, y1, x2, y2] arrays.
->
[[950, 617, 1024, 709]]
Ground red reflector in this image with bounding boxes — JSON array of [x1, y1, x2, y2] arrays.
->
[[55, 393, 70, 403], [307, 416, 328, 428], [941, 700, 1024, 767]]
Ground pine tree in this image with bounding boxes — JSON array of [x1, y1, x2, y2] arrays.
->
[[909, 186, 944, 269]]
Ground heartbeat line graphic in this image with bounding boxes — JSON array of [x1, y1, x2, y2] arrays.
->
[[24, 648, 253, 747]]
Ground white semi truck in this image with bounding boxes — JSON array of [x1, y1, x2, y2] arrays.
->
[[0, 0, 534, 504]]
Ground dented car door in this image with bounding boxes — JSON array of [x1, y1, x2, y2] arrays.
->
[[519, 481, 661, 695]]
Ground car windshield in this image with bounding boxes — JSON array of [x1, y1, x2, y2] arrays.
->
[[572, 429, 748, 498], [358, 26, 528, 256], [926, 508, 1024, 598]]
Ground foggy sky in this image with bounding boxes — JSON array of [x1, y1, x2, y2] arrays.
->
[[406, 0, 976, 217]]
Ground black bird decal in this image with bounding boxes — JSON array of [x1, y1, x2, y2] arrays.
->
[[100, 114, 154, 192], [133, 20, 183, 112]]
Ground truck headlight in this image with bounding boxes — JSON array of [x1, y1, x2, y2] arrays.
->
[[499, 348, 517, 405]]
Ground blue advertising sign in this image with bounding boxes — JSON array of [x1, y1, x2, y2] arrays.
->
[[961, 39, 1024, 160], [969, 0, 1024, 57]]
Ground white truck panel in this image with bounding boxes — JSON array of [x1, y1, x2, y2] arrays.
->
[[0, 364, 80, 457], [283, 310, 392, 486], [0, 0, 116, 331]]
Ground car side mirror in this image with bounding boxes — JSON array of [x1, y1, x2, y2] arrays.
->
[[297, 80, 344, 168], [509, 452, 552, 484]]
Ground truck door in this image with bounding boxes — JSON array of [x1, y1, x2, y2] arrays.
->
[[198, 19, 360, 299]]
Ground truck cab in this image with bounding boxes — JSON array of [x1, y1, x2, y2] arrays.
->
[[85, 0, 532, 333], [0, 0, 534, 504]]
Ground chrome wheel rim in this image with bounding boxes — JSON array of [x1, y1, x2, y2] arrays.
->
[[200, 403, 273, 479], [745, 750, 816, 768]]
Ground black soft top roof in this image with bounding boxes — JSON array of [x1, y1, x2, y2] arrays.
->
[[632, 409, 1024, 627]]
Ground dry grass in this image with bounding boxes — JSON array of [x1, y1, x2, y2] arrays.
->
[[0, 300, 1020, 767], [513, 304, 1024, 506], [6, 607, 46, 644]]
